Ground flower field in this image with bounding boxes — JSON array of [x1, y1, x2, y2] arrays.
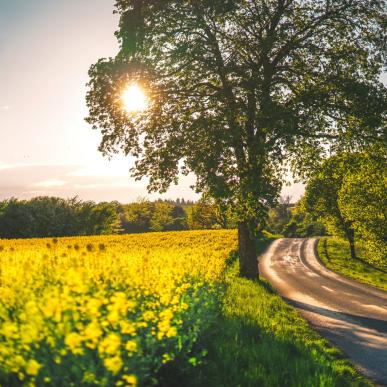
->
[[0, 230, 237, 386]]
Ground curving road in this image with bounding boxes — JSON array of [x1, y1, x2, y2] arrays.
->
[[259, 238, 387, 386]]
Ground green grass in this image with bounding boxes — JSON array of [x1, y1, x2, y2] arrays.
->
[[318, 237, 387, 291], [179, 237, 370, 387]]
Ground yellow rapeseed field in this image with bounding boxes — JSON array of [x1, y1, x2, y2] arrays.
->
[[0, 230, 237, 386]]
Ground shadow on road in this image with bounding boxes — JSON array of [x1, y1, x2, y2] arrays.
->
[[284, 298, 387, 334]]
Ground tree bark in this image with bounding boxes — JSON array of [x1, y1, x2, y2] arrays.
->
[[345, 229, 356, 259], [238, 222, 259, 279], [349, 237, 356, 260]]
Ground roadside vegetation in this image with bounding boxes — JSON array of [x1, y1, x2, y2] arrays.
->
[[0, 231, 369, 386], [318, 237, 387, 292], [194, 236, 369, 387], [197, 262, 369, 387]]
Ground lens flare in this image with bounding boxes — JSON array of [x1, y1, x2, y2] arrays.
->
[[121, 84, 148, 113]]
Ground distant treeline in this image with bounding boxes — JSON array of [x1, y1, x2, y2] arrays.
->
[[0, 194, 325, 240], [0, 197, 120, 238], [0, 196, 229, 239]]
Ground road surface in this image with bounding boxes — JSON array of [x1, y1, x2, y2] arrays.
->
[[259, 238, 387, 386]]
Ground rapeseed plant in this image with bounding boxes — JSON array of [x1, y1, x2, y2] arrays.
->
[[0, 230, 237, 386]]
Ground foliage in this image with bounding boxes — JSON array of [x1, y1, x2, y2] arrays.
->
[[0, 230, 237, 386], [122, 197, 237, 233], [121, 199, 188, 233], [0, 197, 120, 239], [318, 237, 387, 290], [264, 196, 326, 238], [303, 154, 354, 237], [187, 196, 237, 230], [266, 196, 293, 235], [304, 150, 386, 263], [282, 199, 326, 238], [121, 199, 154, 233], [77, 201, 122, 236], [87, 0, 386, 211], [149, 201, 175, 231], [86, 0, 386, 277], [303, 154, 361, 256], [338, 154, 386, 266]]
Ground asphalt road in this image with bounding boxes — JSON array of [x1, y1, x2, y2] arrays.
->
[[259, 238, 387, 386]]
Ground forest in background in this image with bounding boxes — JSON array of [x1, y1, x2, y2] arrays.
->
[[0, 195, 321, 239]]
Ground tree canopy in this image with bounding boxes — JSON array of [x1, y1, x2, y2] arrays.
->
[[86, 0, 386, 277], [339, 153, 386, 267], [304, 149, 386, 266], [303, 153, 360, 258]]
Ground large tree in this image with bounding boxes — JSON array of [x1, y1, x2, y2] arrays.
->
[[86, 0, 386, 278]]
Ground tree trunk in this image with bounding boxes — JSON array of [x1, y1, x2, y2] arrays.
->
[[346, 229, 356, 259], [349, 237, 356, 260], [238, 222, 259, 279]]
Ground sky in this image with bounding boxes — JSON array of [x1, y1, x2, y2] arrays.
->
[[0, 0, 303, 203]]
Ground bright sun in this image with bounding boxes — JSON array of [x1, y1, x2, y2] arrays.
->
[[121, 84, 148, 113]]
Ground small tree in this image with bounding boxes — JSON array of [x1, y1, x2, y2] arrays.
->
[[86, 0, 386, 278], [339, 153, 386, 267], [303, 154, 362, 258]]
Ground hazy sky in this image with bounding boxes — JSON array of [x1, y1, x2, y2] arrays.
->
[[0, 0, 303, 203]]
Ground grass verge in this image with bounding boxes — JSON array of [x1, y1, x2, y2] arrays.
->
[[318, 237, 387, 291], [186, 237, 370, 387]]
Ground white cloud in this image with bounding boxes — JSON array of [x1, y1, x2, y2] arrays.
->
[[0, 162, 29, 170], [33, 179, 67, 188], [66, 158, 133, 178]]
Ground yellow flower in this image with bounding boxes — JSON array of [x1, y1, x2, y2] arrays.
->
[[0, 230, 238, 385], [104, 356, 123, 374], [120, 321, 136, 336], [2, 322, 18, 338], [26, 359, 42, 376], [84, 321, 102, 341], [142, 311, 156, 321], [122, 374, 137, 386], [99, 333, 121, 355], [125, 340, 137, 353], [65, 332, 83, 355], [107, 310, 120, 324], [166, 327, 177, 338], [86, 298, 102, 317]]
